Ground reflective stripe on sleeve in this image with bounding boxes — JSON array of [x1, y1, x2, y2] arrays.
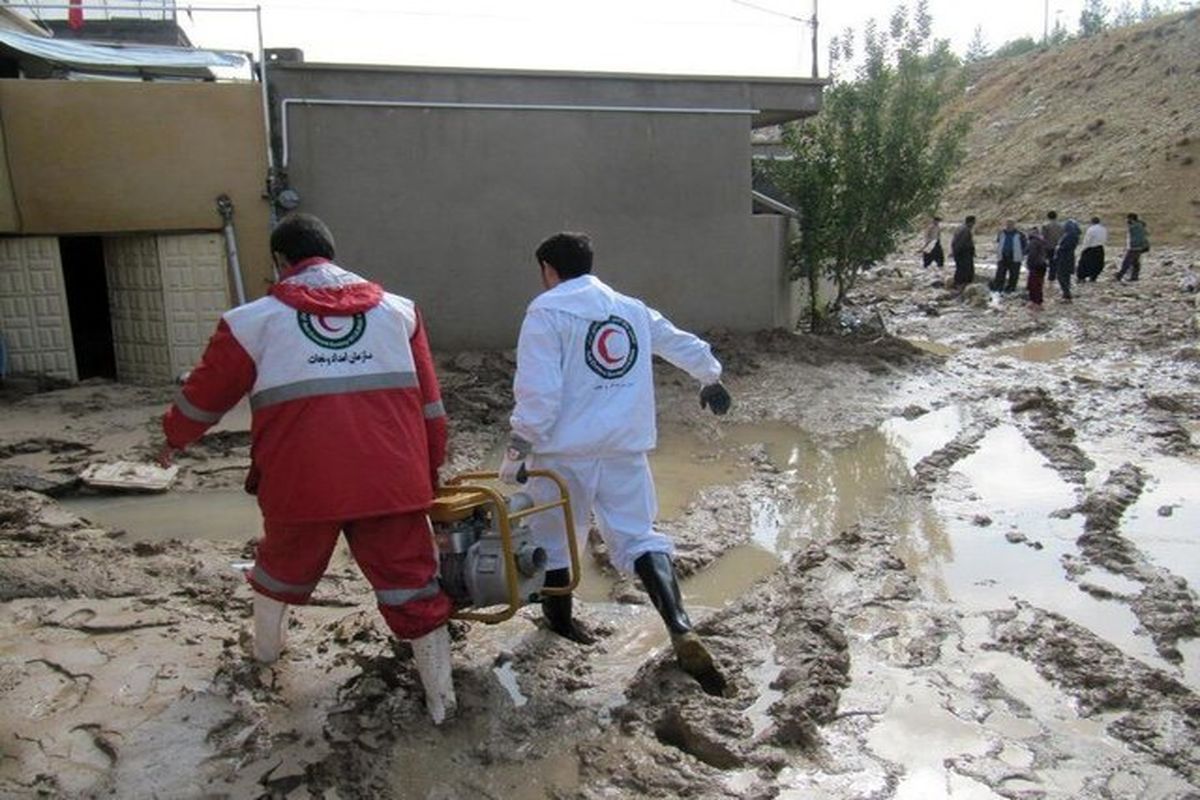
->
[[423, 399, 445, 419], [250, 564, 319, 596], [375, 579, 442, 607], [250, 372, 418, 410], [174, 389, 224, 424]]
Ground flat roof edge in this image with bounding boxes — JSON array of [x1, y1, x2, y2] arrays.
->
[[268, 60, 829, 87]]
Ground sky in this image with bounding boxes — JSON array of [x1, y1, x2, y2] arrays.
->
[[24, 0, 1157, 76], [165, 0, 1102, 77]]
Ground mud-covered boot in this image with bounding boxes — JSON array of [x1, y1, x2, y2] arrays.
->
[[252, 593, 288, 664], [634, 552, 728, 697], [411, 625, 456, 725], [541, 568, 596, 644]]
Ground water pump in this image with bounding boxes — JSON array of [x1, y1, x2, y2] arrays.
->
[[430, 470, 580, 624]]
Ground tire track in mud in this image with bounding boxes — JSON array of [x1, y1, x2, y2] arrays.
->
[[910, 414, 999, 495], [987, 604, 1200, 784], [1070, 463, 1200, 663], [1008, 387, 1095, 485]]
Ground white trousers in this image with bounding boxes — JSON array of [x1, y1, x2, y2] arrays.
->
[[525, 452, 673, 575]]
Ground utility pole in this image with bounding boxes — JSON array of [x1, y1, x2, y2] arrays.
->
[[1043, 0, 1049, 42], [811, 0, 819, 77]]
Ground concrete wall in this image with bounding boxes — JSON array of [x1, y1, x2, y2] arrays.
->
[[270, 65, 822, 350], [0, 80, 272, 295], [749, 213, 799, 329]]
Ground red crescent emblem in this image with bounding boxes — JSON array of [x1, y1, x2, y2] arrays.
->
[[316, 316, 346, 334], [597, 328, 623, 365]]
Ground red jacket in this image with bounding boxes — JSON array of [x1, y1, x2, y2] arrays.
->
[[163, 258, 447, 523]]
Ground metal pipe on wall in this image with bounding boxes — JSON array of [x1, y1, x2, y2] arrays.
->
[[216, 194, 247, 306]]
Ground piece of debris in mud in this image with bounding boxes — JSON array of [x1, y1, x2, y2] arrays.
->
[[80, 461, 179, 492]]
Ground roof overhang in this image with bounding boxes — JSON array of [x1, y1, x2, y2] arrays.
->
[[269, 61, 826, 128], [0, 29, 247, 79]]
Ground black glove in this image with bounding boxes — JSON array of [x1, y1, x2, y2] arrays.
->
[[699, 383, 731, 416]]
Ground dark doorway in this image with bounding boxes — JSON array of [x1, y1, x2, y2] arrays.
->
[[59, 236, 117, 380]]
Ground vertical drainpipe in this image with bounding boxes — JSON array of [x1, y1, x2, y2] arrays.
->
[[255, 4, 278, 227], [217, 195, 247, 306], [811, 0, 819, 78]]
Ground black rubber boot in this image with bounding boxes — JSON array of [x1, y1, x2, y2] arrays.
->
[[634, 552, 728, 697], [540, 568, 596, 645]]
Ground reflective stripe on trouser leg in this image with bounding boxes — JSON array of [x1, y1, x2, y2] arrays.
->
[[248, 563, 320, 603], [593, 452, 673, 575], [251, 518, 343, 604], [343, 512, 452, 640], [375, 580, 442, 607], [525, 456, 598, 572]]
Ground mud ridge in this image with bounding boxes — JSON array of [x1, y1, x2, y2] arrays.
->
[[968, 322, 1049, 350], [1074, 464, 1200, 662], [910, 415, 998, 495], [575, 541, 851, 798], [1008, 387, 1095, 484], [987, 603, 1200, 784]]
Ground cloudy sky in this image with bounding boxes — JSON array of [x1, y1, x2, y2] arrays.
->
[[37, 0, 1164, 75]]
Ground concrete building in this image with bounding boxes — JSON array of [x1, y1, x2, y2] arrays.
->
[[0, 78, 270, 382], [268, 63, 822, 350]]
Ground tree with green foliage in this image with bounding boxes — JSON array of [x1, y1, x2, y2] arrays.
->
[[763, 0, 970, 330], [993, 36, 1039, 58], [964, 25, 990, 62], [1113, 0, 1137, 25], [1048, 17, 1070, 44], [1080, 0, 1110, 35]]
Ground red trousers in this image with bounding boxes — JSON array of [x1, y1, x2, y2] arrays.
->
[[247, 511, 452, 640]]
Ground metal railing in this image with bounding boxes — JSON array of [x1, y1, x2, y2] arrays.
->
[[12, 0, 177, 22]]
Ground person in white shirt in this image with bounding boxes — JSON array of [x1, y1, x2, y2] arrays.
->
[[921, 216, 944, 268], [498, 232, 731, 695], [1078, 216, 1108, 282]]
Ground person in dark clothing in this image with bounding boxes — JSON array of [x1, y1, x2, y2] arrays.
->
[[1054, 218, 1081, 302], [1116, 213, 1150, 282], [922, 216, 945, 268], [951, 215, 977, 288], [1043, 211, 1064, 281], [1025, 227, 1050, 310], [991, 219, 1028, 293]]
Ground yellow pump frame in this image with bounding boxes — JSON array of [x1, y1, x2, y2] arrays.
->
[[432, 470, 580, 624]]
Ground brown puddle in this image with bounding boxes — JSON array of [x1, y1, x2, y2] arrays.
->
[[61, 490, 261, 542], [905, 338, 959, 357], [991, 339, 1072, 362]]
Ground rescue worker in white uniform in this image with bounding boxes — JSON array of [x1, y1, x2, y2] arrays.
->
[[498, 232, 732, 695]]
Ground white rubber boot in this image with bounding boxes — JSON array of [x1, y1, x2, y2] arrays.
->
[[252, 593, 288, 663], [410, 625, 456, 725]]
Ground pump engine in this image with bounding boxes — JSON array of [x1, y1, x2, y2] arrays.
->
[[430, 471, 579, 623]]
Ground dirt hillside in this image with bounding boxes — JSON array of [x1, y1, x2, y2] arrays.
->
[[941, 9, 1200, 243]]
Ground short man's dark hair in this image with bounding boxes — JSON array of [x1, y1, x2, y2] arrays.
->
[[271, 212, 336, 263], [1127, 212, 1139, 222], [965, 215, 976, 225], [1091, 216, 1101, 224], [1047, 210, 1058, 220], [535, 232, 593, 280]]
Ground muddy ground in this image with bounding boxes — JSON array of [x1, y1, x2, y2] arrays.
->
[[1, 249, 1199, 799]]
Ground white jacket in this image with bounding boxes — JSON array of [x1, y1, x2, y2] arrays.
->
[[1081, 223, 1108, 250], [511, 275, 722, 456]]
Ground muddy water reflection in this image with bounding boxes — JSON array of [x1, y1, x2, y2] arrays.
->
[[923, 425, 1179, 675], [61, 490, 259, 541]]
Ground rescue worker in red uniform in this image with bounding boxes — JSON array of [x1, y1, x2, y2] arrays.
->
[[159, 213, 456, 724]]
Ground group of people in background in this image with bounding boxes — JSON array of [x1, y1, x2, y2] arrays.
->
[[921, 210, 1151, 310]]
